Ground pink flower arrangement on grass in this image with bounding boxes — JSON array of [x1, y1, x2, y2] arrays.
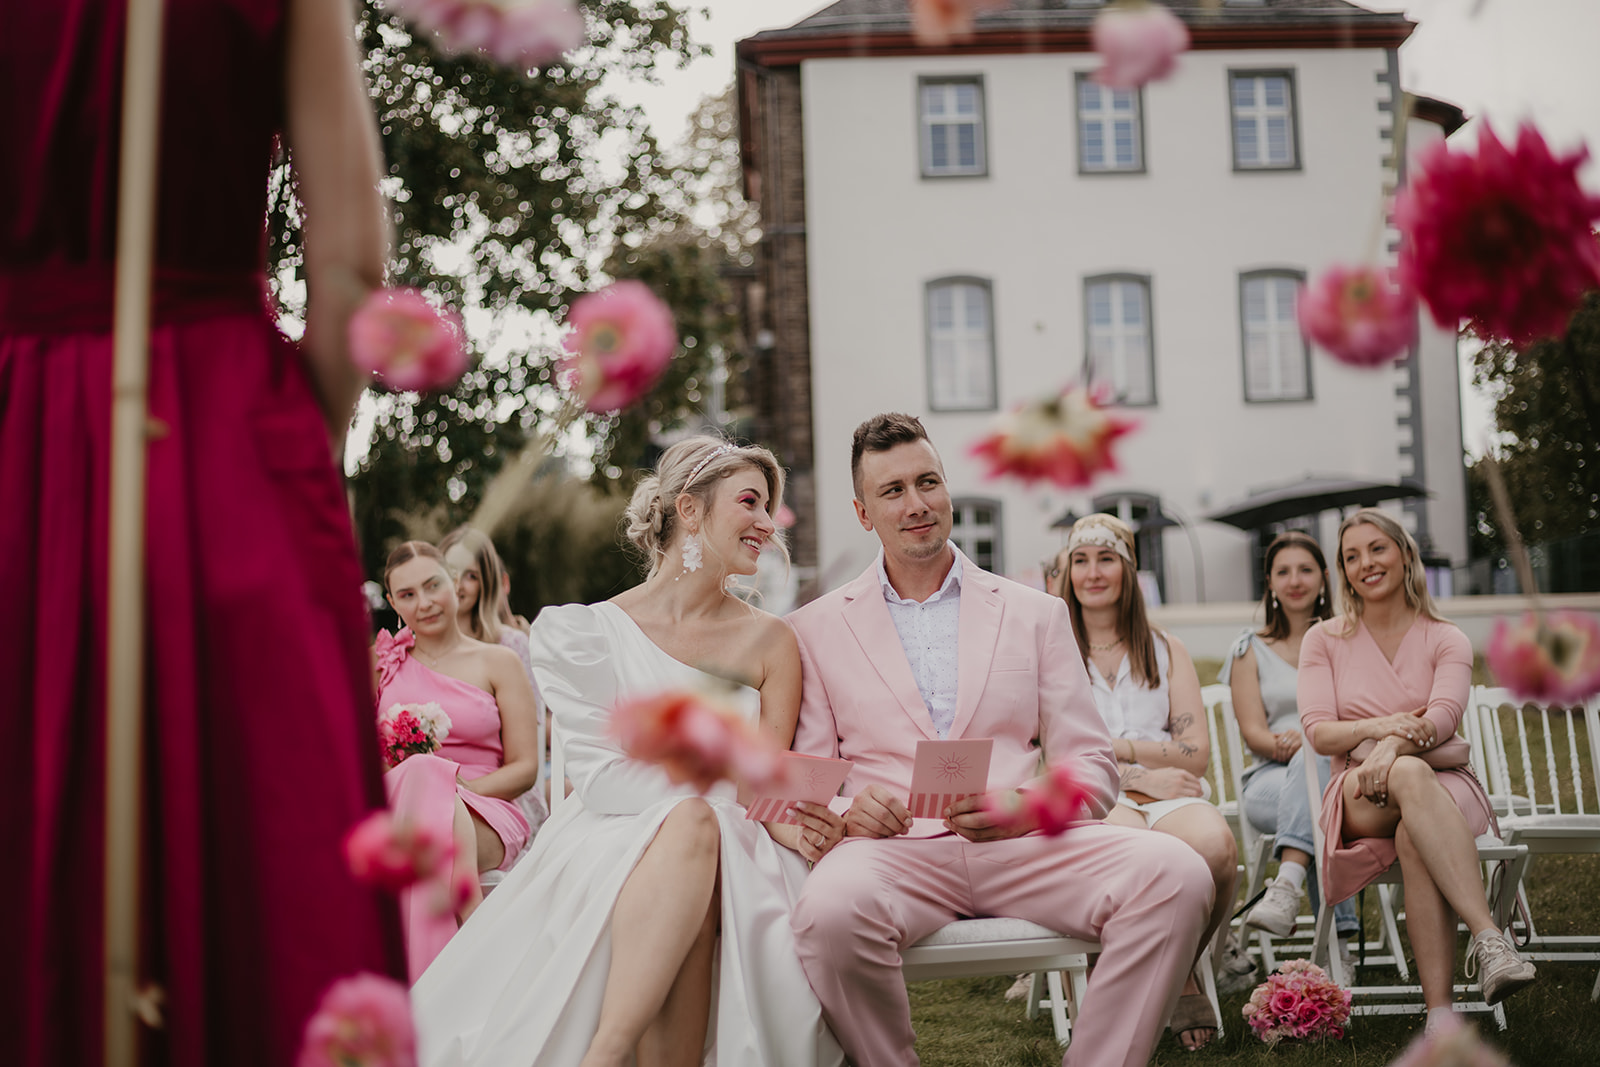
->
[[909, 0, 1008, 47], [1395, 122, 1600, 345], [610, 685, 784, 794], [376, 701, 453, 770], [348, 288, 469, 393], [1385, 1012, 1508, 1067], [1242, 959, 1351, 1047], [983, 760, 1094, 836], [1486, 610, 1600, 705], [344, 811, 455, 893], [298, 972, 416, 1067], [1298, 265, 1419, 368], [559, 280, 678, 413], [970, 385, 1136, 489], [384, 0, 584, 68], [1091, 1, 1189, 90]]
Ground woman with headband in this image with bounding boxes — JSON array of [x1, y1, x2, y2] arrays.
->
[[412, 436, 844, 1067], [1059, 514, 1237, 1052]]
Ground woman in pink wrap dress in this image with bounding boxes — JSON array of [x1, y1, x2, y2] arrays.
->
[[378, 541, 539, 981], [1298, 508, 1536, 1021]]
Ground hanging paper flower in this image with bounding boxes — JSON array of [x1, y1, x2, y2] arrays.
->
[[982, 760, 1093, 836], [343, 811, 455, 893], [610, 685, 784, 794], [558, 280, 678, 414], [1241, 960, 1352, 1047], [909, 0, 1008, 47], [1298, 265, 1418, 368], [348, 288, 469, 393], [970, 385, 1136, 489], [1385, 1012, 1508, 1067], [298, 973, 417, 1067], [384, 0, 585, 68], [1091, 0, 1189, 90], [1486, 610, 1600, 705], [1395, 122, 1600, 345]]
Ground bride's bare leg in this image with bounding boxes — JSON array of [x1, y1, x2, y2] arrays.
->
[[580, 800, 721, 1067], [636, 883, 718, 1067]]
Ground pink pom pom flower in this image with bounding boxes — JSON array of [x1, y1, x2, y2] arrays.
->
[[982, 760, 1094, 836], [298, 973, 417, 1067], [348, 287, 469, 393], [1387, 1012, 1509, 1067], [384, 0, 584, 68], [609, 686, 784, 795], [1091, 1, 1189, 90], [559, 280, 678, 414], [1298, 265, 1418, 368], [970, 385, 1136, 490], [1486, 610, 1600, 705], [909, 0, 1008, 47], [343, 811, 455, 894], [1395, 122, 1600, 345]]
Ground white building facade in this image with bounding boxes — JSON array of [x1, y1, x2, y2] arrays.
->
[[738, 1, 1469, 603]]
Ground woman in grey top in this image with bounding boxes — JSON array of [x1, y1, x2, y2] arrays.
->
[[1221, 531, 1358, 946]]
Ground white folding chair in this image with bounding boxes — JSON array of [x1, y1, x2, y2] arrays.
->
[[1464, 686, 1600, 999], [1302, 735, 1530, 1029]]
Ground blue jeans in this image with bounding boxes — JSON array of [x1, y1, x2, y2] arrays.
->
[[1240, 748, 1358, 937]]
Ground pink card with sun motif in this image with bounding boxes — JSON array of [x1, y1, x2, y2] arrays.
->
[[908, 738, 993, 819], [743, 753, 854, 824]]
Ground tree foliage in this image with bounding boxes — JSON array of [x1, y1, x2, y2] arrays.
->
[[1467, 289, 1600, 557]]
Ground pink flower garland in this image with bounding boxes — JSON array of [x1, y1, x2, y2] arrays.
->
[[1298, 265, 1418, 368], [384, 0, 585, 69], [1396, 122, 1600, 345], [1486, 610, 1600, 705], [299, 972, 417, 1067], [908, 0, 1008, 47], [1241, 959, 1351, 1047], [343, 811, 455, 894], [1091, 1, 1189, 89], [348, 288, 469, 393], [559, 280, 678, 414], [970, 385, 1136, 490], [610, 687, 784, 794], [982, 760, 1093, 836]]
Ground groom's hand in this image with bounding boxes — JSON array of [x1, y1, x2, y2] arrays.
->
[[845, 785, 913, 838], [944, 793, 1032, 842]]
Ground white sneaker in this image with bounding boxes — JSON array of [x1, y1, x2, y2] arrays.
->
[[1336, 938, 1355, 980], [1465, 929, 1536, 1006], [1244, 878, 1300, 937]]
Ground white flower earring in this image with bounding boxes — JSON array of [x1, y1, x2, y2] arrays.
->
[[678, 531, 704, 578]]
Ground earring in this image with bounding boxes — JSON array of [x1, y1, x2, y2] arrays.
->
[[678, 532, 704, 578], [1271, 593, 1279, 611]]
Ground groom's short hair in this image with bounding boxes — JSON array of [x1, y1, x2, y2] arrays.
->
[[851, 412, 932, 499]]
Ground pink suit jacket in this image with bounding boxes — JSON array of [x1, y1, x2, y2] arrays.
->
[[787, 557, 1119, 837]]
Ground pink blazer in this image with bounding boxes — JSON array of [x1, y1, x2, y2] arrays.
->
[[787, 558, 1119, 837]]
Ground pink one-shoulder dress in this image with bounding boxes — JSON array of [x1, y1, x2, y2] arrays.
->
[[1297, 616, 1494, 905], [375, 629, 531, 980]]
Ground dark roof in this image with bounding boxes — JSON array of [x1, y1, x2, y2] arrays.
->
[[753, 0, 1410, 42]]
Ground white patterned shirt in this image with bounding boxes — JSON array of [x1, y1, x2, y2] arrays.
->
[[876, 548, 963, 738]]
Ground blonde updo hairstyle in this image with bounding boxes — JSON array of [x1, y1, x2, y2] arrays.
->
[[624, 435, 788, 580], [1331, 507, 1445, 634]]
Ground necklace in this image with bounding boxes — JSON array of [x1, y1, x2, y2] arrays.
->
[[413, 639, 460, 669], [1088, 637, 1124, 652]]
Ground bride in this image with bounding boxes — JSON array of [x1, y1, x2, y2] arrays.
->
[[413, 436, 846, 1067]]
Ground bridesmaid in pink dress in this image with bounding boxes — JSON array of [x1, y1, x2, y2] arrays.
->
[[2, 1, 403, 1063], [377, 542, 539, 980], [1298, 508, 1536, 1021]]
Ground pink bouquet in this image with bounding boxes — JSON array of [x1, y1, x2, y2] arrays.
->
[[610, 685, 784, 794], [1242, 959, 1352, 1047], [377, 701, 453, 770]]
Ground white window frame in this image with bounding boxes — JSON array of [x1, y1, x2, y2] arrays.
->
[[1239, 270, 1311, 402], [1075, 75, 1144, 174], [1230, 70, 1299, 171], [919, 77, 987, 178], [925, 278, 997, 412], [1084, 274, 1155, 406], [952, 498, 1003, 573]]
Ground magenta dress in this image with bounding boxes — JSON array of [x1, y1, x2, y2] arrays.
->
[[1298, 616, 1495, 905], [1, 3, 404, 1065], [375, 629, 531, 980]]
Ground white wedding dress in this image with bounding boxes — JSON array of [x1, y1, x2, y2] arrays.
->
[[412, 601, 842, 1067]]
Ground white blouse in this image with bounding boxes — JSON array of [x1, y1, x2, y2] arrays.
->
[[1088, 635, 1173, 742]]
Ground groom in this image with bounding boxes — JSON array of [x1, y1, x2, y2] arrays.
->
[[787, 413, 1212, 1067]]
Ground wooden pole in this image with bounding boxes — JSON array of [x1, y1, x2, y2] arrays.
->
[[107, 0, 166, 1062]]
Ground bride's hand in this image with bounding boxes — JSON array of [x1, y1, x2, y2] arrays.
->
[[792, 801, 846, 863]]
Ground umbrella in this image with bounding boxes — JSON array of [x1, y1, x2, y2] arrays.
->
[[1205, 475, 1431, 530]]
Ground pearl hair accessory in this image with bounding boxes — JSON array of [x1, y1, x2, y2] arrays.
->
[[685, 443, 738, 489]]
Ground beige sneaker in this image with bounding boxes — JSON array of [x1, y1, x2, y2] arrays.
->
[[1244, 878, 1300, 937], [1465, 929, 1536, 1006]]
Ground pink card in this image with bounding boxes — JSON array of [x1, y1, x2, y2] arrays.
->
[[744, 753, 854, 823], [908, 738, 993, 819]]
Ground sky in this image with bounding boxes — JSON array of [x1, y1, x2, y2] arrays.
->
[[608, 0, 1600, 457]]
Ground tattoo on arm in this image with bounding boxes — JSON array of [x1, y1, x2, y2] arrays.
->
[[1177, 740, 1198, 757], [1120, 765, 1144, 790]]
